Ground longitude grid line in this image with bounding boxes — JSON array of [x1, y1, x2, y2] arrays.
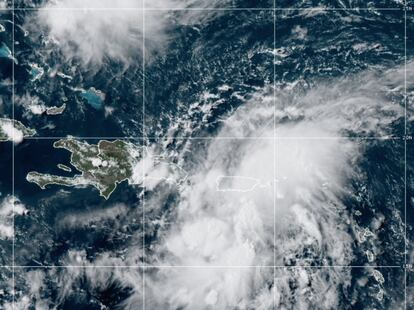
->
[[404, 1, 407, 309], [11, 1, 15, 309], [273, 6, 276, 310], [142, 0, 146, 309]]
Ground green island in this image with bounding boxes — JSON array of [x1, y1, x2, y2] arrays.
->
[[0, 118, 36, 142], [26, 138, 139, 199], [57, 163, 71, 172], [46, 103, 66, 115]]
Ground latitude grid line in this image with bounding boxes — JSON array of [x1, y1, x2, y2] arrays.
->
[[2, 7, 406, 11], [20, 136, 408, 139], [0, 265, 405, 268], [1, 4, 408, 310]]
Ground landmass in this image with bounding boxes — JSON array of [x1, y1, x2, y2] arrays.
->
[[46, 103, 66, 115], [26, 172, 90, 191], [57, 164, 71, 172], [79, 87, 105, 110], [25, 101, 66, 116], [29, 63, 44, 82], [0, 43, 17, 64], [27, 139, 137, 199], [26, 139, 188, 199], [57, 72, 73, 80], [216, 176, 260, 192], [0, 118, 36, 142]]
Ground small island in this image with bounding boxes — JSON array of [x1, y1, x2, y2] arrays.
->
[[216, 176, 261, 192], [57, 164, 72, 172], [46, 103, 66, 115], [29, 63, 44, 82]]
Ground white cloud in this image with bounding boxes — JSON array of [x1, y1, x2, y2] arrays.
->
[[34, 0, 143, 66], [0, 196, 27, 240], [135, 64, 407, 308], [274, 65, 408, 137], [16, 93, 47, 117], [131, 147, 187, 190], [1, 122, 24, 143], [57, 203, 129, 230], [27, 104, 46, 115], [138, 127, 353, 308], [32, 0, 224, 66]]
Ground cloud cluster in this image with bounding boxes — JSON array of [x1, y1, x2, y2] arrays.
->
[[136, 64, 408, 308], [32, 0, 224, 66], [0, 196, 27, 240], [34, 0, 143, 66], [138, 112, 355, 309]]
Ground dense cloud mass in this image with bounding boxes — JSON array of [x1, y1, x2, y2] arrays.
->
[[32, 0, 225, 66], [34, 0, 143, 66]]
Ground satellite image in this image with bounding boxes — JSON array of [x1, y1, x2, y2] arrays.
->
[[0, 0, 413, 309]]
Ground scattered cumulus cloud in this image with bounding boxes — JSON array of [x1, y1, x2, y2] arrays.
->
[[0, 196, 27, 240]]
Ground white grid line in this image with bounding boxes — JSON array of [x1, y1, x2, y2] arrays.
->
[[142, 1, 146, 308], [2, 4, 409, 308], [404, 2, 408, 309], [21, 136, 405, 140], [0, 265, 404, 269], [1, 8, 405, 11], [11, 2, 15, 309], [273, 1, 277, 308]]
